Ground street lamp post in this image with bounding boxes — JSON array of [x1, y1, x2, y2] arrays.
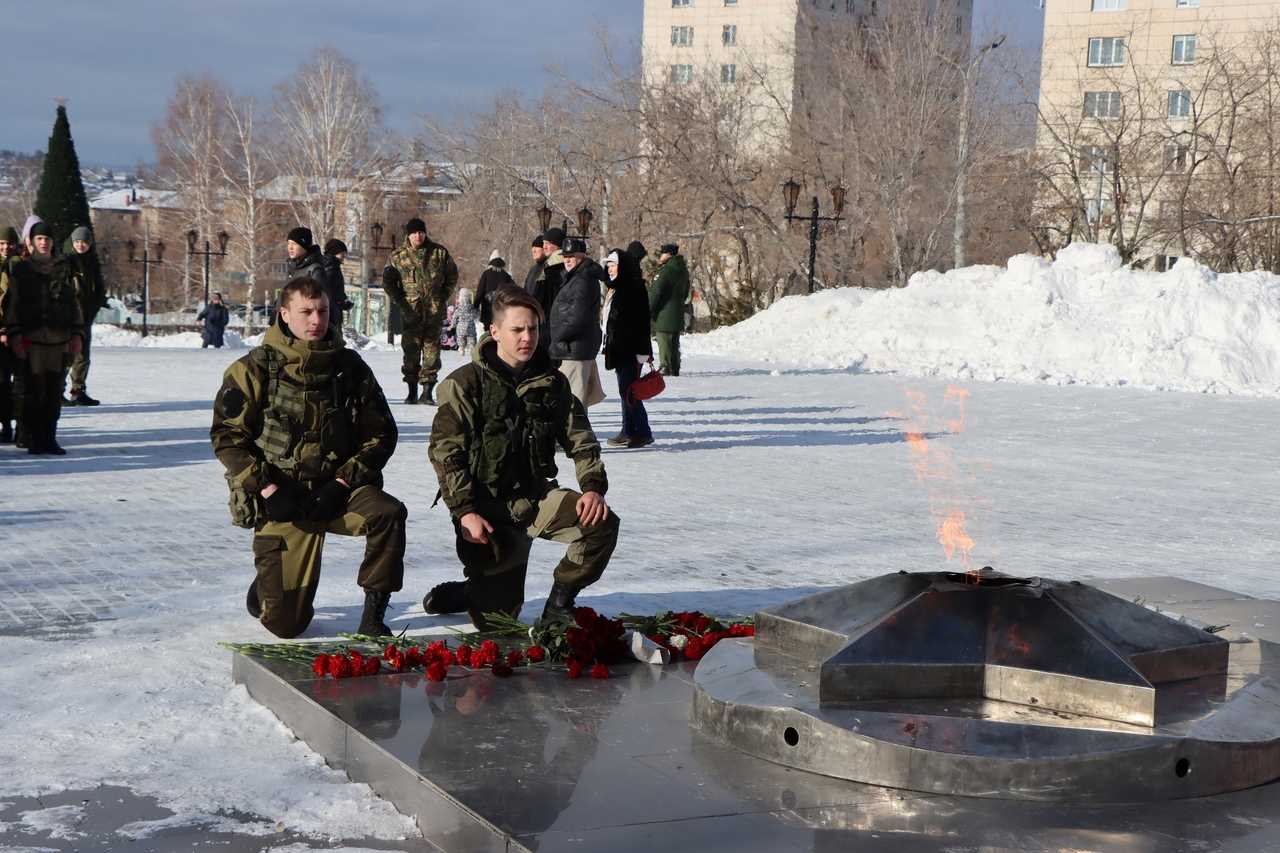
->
[[126, 238, 166, 337], [186, 229, 230, 308], [537, 202, 594, 243], [782, 178, 846, 294], [370, 222, 398, 344]]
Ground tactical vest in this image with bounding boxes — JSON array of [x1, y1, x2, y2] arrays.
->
[[254, 345, 359, 482], [391, 243, 448, 303], [470, 367, 563, 503]]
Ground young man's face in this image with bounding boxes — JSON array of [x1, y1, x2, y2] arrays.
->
[[530, 245, 544, 263], [491, 307, 539, 365], [73, 239, 91, 254], [286, 240, 306, 259], [280, 294, 330, 341], [409, 231, 427, 248], [0, 240, 10, 257], [31, 236, 52, 255]]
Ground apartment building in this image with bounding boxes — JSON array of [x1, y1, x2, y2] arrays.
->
[[643, 0, 973, 146], [1036, 0, 1280, 266]]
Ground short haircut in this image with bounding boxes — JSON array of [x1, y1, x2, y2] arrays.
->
[[491, 287, 543, 325], [281, 277, 328, 307]]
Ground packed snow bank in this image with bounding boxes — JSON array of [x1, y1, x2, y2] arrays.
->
[[685, 244, 1280, 396], [93, 325, 247, 349]]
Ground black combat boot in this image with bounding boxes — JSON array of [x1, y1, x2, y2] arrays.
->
[[357, 589, 393, 637], [246, 580, 262, 619], [538, 581, 580, 626], [404, 383, 419, 405], [421, 381, 436, 405], [71, 390, 100, 406], [0, 421, 11, 443], [422, 580, 468, 615]]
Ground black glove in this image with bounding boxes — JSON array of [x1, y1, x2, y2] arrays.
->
[[307, 480, 351, 522], [262, 480, 307, 522]]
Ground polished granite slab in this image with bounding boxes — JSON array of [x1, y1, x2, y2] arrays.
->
[[231, 578, 1280, 852]]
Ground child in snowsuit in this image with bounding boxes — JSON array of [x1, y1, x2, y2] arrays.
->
[[454, 287, 478, 357]]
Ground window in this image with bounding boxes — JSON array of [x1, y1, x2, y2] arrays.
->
[[1164, 142, 1189, 171], [1079, 144, 1110, 173], [671, 25, 694, 46], [723, 24, 738, 46], [724, 0, 737, 5], [1154, 255, 1182, 272], [721, 63, 737, 83], [1092, 0, 1127, 9], [1172, 34, 1196, 64], [672, 0, 692, 6], [1168, 89, 1192, 118], [1088, 36, 1126, 66], [670, 64, 693, 84], [1175, 0, 1199, 7], [1083, 91, 1122, 118]]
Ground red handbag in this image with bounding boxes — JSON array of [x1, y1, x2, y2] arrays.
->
[[627, 359, 666, 404]]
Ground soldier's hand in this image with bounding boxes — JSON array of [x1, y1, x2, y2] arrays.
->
[[577, 492, 609, 528], [460, 512, 493, 544], [307, 480, 351, 521], [262, 480, 307, 523]]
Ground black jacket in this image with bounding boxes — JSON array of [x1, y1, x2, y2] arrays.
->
[[476, 265, 517, 328], [603, 249, 653, 371], [287, 247, 345, 316], [198, 302, 230, 345], [548, 259, 603, 361], [525, 257, 564, 327]]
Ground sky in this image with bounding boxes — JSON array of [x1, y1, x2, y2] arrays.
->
[[4, 0, 1041, 168]]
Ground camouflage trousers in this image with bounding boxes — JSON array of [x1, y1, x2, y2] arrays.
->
[[68, 323, 93, 394], [252, 485, 407, 639], [454, 488, 620, 628], [400, 299, 445, 386]]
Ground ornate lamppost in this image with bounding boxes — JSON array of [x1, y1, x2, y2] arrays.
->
[[126, 238, 166, 337], [536, 202, 594, 242], [782, 178, 846, 294], [186, 229, 230, 308]]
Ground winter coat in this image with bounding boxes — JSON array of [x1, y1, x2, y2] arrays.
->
[[0, 254, 84, 344], [525, 254, 564, 327], [198, 302, 230, 346], [211, 315, 397, 497], [548, 259, 604, 362], [603, 249, 653, 371], [475, 265, 517, 328], [649, 254, 691, 334], [428, 336, 607, 522], [286, 246, 345, 316], [63, 239, 107, 323]]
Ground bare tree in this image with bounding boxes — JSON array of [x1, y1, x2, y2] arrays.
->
[[216, 92, 272, 329]]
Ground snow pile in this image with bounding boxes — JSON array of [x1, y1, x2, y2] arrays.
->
[[93, 324, 247, 349], [685, 244, 1280, 396]]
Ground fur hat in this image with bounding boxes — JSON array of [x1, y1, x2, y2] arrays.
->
[[287, 226, 313, 248], [659, 243, 679, 256], [531, 234, 545, 248], [626, 240, 648, 261]]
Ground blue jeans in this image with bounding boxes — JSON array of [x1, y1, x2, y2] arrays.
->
[[614, 359, 652, 440]]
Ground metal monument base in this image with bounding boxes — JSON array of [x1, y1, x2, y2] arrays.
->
[[231, 577, 1280, 851], [692, 571, 1280, 802]]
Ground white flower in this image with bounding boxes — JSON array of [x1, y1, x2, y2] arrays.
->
[[668, 634, 688, 650]]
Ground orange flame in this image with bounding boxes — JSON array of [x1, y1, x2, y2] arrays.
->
[[937, 510, 975, 565]]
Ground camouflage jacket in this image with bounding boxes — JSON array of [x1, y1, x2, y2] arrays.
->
[[210, 317, 397, 498], [383, 237, 458, 312], [1, 254, 84, 342], [428, 336, 607, 522]]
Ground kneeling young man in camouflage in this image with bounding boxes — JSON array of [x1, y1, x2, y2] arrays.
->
[[211, 278, 406, 638], [427, 288, 619, 629]]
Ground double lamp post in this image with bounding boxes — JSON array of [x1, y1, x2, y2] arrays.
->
[[125, 238, 165, 338], [537, 203, 594, 243], [782, 177, 846, 295], [187, 229, 230, 307]]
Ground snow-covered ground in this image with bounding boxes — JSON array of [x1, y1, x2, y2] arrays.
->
[[688, 244, 1280, 397], [5, 263, 1280, 848]]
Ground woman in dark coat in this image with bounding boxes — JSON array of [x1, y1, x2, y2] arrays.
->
[[602, 248, 654, 448], [198, 292, 231, 348]]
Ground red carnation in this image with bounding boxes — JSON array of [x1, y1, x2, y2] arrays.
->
[[455, 645, 473, 667], [574, 607, 599, 629], [566, 659, 583, 679], [312, 654, 330, 677], [383, 643, 398, 660], [492, 661, 513, 678], [590, 662, 610, 679], [684, 638, 705, 661], [526, 646, 546, 663], [426, 661, 448, 682], [506, 649, 525, 667], [349, 649, 365, 668], [330, 655, 353, 678], [361, 658, 381, 676]]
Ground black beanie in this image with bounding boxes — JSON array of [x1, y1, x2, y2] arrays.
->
[[1, 226, 18, 244], [405, 217, 427, 235], [324, 238, 348, 256], [29, 222, 52, 239], [287, 226, 313, 247], [660, 243, 679, 256], [543, 227, 566, 248], [626, 240, 648, 261], [532, 234, 545, 248]]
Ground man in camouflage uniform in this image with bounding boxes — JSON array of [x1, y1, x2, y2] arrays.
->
[[426, 288, 620, 629], [0, 222, 83, 454], [383, 217, 458, 405], [211, 277, 406, 639]]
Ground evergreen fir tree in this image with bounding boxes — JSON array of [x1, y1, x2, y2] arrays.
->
[[34, 104, 92, 248]]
